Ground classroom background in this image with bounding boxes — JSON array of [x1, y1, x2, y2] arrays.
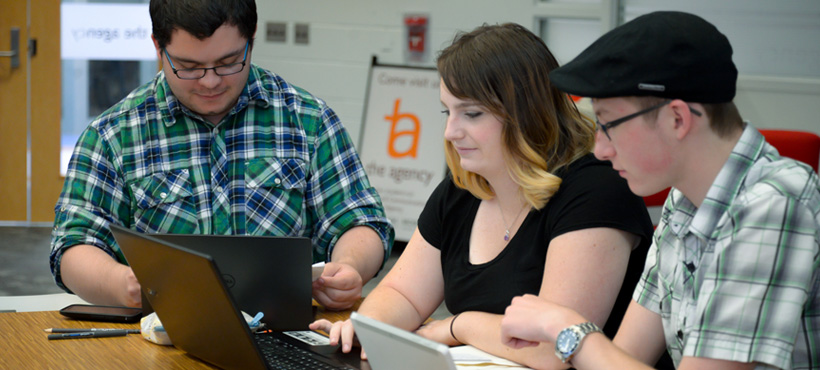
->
[[1, 0, 818, 299]]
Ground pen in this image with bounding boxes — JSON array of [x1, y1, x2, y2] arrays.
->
[[47, 330, 139, 340], [44, 328, 141, 333]]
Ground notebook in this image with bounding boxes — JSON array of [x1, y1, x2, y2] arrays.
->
[[351, 311, 458, 370], [109, 224, 366, 370], [148, 233, 312, 330]]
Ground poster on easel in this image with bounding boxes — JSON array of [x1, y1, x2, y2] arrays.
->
[[358, 57, 446, 242]]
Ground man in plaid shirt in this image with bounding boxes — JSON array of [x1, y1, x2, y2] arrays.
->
[[500, 11, 819, 369], [50, 0, 393, 311]]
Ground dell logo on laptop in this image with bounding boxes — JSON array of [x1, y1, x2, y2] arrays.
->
[[221, 274, 236, 288]]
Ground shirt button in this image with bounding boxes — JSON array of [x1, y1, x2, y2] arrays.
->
[[160, 192, 167, 199], [274, 178, 281, 185], [216, 186, 223, 193]]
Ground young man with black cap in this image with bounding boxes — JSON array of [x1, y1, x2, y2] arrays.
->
[[500, 11, 820, 370]]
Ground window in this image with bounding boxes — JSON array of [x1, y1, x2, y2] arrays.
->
[[61, 0, 156, 175]]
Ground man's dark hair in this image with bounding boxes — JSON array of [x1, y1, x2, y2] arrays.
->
[[631, 96, 744, 139], [150, 0, 257, 49]]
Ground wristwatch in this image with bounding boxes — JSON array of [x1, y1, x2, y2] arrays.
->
[[554, 321, 601, 364]]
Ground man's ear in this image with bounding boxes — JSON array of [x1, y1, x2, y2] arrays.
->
[[151, 35, 162, 64], [252, 26, 257, 51], [668, 99, 695, 140]]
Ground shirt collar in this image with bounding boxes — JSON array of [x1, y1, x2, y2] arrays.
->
[[687, 124, 766, 239], [154, 64, 274, 128]]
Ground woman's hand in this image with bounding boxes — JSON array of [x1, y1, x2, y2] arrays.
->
[[414, 315, 462, 346], [309, 318, 368, 359]]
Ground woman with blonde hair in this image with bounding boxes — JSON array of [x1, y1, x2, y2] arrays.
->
[[311, 23, 654, 369]]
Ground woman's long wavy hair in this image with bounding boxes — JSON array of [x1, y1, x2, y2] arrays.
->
[[437, 23, 595, 209]]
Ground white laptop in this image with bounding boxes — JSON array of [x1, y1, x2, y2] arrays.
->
[[350, 311, 458, 370]]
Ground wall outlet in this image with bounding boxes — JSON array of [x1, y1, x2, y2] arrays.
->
[[266, 22, 287, 43], [294, 23, 309, 45]]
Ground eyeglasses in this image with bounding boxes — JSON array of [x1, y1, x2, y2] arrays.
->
[[596, 100, 703, 140], [163, 42, 249, 80]]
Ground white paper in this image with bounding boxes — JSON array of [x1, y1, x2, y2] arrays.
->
[[451, 345, 529, 369]]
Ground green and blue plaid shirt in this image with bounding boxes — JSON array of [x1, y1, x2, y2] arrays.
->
[[50, 64, 394, 291], [634, 125, 819, 369]]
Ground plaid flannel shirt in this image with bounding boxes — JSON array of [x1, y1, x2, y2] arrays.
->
[[634, 124, 820, 369], [50, 64, 394, 291]]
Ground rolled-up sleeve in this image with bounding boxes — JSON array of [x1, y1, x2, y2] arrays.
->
[[50, 124, 129, 292], [303, 101, 394, 266]]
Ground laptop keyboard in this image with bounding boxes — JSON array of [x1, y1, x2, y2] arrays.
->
[[256, 334, 354, 370]]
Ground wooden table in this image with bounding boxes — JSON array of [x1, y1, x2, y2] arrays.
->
[[0, 303, 355, 369]]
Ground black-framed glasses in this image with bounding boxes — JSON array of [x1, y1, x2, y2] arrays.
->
[[596, 100, 703, 140], [163, 42, 249, 80]]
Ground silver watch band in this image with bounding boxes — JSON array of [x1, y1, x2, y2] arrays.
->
[[555, 321, 602, 364], [576, 322, 601, 335]]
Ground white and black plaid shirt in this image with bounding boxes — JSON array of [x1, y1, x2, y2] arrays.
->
[[635, 124, 820, 369]]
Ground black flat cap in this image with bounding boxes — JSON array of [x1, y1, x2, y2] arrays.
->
[[550, 11, 737, 103]]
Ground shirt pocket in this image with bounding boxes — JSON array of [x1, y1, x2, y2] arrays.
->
[[245, 157, 307, 235], [129, 169, 199, 233]]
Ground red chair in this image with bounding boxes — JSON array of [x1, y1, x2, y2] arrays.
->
[[643, 129, 820, 225], [759, 129, 820, 172]]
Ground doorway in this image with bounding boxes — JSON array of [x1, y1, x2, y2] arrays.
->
[[0, 0, 62, 224]]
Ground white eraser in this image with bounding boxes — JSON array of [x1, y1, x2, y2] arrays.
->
[[312, 262, 325, 281]]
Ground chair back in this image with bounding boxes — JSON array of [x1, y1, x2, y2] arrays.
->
[[759, 129, 820, 172], [642, 129, 820, 225]]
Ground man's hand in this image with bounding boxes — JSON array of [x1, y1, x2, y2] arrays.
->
[[501, 294, 585, 349], [312, 262, 363, 310], [117, 265, 142, 308], [61, 244, 142, 308]]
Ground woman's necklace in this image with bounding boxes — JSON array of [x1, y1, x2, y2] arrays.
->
[[497, 201, 528, 241]]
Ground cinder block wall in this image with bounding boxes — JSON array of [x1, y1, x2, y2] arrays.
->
[[253, 1, 820, 143], [253, 1, 548, 143]]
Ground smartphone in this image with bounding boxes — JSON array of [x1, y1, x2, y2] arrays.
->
[[59, 304, 142, 323]]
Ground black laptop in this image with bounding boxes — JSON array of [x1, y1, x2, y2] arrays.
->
[[148, 233, 312, 330], [110, 225, 366, 370]]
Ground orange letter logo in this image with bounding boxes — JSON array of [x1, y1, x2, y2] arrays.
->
[[384, 99, 420, 158]]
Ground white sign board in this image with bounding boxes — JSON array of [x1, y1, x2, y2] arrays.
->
[[61, 3, 155, 60], [359, 64, 446, 242]]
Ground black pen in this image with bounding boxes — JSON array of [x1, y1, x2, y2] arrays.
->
[[47, 330, 138, 340], [44, 328, 140, 334]]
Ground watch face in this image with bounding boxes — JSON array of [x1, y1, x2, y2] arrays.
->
[[556, 329, 579, 354]]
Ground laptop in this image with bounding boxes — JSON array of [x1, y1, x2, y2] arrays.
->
[[351, 311, 458, 370], [148, 233, 312, 330], [110, 225, 367, 370]]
